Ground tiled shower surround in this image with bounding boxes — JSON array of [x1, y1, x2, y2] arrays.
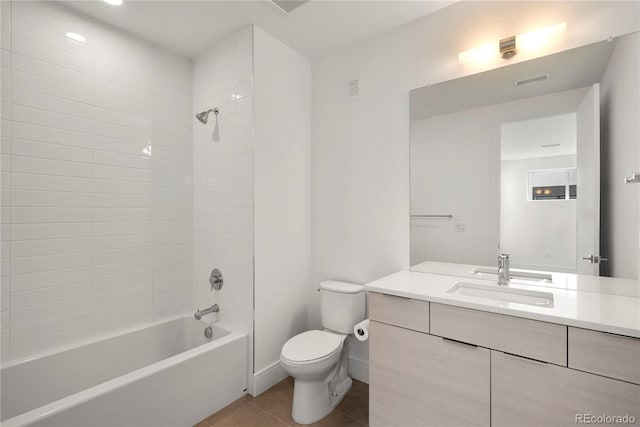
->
[[192, 28, 254, 338], [0, 1, 194, 361]]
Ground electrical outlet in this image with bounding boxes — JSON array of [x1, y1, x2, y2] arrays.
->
[[455, 223, 465, 232]]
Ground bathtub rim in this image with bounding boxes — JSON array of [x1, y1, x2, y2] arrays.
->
[[1, 314, 216, 369], [2, 318, 247, 427]]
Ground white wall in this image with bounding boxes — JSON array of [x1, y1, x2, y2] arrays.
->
[[501, 155, 577, 272], [253, 26, 311, 393], [600, 32, 640, 279], [311, 1, 639, 382], [192, 28, 254, 341], [0, 1, 193, 363]]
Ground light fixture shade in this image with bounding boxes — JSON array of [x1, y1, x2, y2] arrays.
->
[[518, 23, 567, 52], [458, 42, 499, 64]]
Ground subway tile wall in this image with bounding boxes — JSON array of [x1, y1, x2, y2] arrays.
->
[[0, 1, 193, 362], [192, 27, 253, 338]]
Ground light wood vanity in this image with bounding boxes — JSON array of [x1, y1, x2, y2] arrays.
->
[[368, 290, 640, 427]]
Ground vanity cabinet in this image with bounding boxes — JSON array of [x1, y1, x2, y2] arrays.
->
[[492, 350, 640, 427], [368, 292, 640, 427], [369, 320, 490, 427]]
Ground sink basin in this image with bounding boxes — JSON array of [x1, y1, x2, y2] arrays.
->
[[447, 282, 554, 307], [471, 267, 552, 282]]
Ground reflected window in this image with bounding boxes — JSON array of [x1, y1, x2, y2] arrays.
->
[[528, 168, 577, 201]]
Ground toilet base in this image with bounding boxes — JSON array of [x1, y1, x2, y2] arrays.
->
[[291, 348, 352, 424], [291, 377, 352, 424], [329, 376, 352, 409]]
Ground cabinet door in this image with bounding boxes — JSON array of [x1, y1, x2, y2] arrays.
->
[[369, 320, 490, 427], [492, 350, 640, 427]]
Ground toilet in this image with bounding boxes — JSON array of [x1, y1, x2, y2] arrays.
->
[[280, 280, 365, 424]]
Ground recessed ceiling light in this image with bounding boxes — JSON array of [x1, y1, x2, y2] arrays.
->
[[104, 0, 123, 5], [65, 32, 86, 43]]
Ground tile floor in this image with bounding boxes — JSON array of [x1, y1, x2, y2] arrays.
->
[[194, 377, 369, 427]]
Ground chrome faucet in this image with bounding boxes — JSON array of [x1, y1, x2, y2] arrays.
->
[[194, 304, 219, 320], [497, 253, 510, 286]]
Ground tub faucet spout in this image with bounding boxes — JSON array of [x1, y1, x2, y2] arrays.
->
[[194, 304, 219, 320]]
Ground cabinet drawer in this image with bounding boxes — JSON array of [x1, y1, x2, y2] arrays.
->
[[370, 321, 490, 427], [569, 327, 640, 384], [492, 350, 640, 427], [430, 303, 566, 365], [368, 292, 429, 333]]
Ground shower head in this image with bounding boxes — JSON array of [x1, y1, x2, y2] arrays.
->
[[196, 108, 219, 124]]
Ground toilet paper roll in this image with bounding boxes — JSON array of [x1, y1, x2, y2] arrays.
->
[[353, 319, 370, 342]]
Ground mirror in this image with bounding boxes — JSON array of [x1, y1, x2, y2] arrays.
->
[[410, 32, 639, 280]]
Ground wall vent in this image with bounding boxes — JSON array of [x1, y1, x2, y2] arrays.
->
[[515, 73, 549, 87], [271, 0, 309, 14], [346, 78, 362, 100]]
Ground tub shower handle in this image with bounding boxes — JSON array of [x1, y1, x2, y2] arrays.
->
[[210, 268, 223, 291]]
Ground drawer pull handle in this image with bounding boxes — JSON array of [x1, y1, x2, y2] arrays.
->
[[599, 331, 640, 342], [383, 294, 412, 300], [503, 352, 548, 366], [442, 337, 478, 348]]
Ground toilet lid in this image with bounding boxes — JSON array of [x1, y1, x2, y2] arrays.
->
[[281, 330, 342, 363]]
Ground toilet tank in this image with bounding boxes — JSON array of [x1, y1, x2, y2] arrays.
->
[[320, 280, 365, 334]]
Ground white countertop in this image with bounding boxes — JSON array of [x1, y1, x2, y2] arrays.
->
[[412, 261, 640, 298], [365, 269, 640, 338]]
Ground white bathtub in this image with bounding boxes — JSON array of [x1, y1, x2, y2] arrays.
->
[[1, 317, 247, 427]]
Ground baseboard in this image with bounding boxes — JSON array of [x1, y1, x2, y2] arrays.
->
[[252, 360, 288, 396], [348, 355, 369, 384]]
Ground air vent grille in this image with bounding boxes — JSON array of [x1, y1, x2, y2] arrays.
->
[[272, 0, 309, 13], [346, 78, 362, 100], [515, 73, 549, 87]]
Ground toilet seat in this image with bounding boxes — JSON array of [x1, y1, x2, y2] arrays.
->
[[281, 330, 343, 365]]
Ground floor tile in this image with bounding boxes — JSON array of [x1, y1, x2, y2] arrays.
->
[[207, 401, 287, 427], [292, 410, 366, 427], [249, 379, 295, 425], [336, 380, 369, 424], [201, 395, 254, 426]]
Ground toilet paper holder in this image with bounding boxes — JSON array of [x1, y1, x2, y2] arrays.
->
[[353, 319, 370, 342]]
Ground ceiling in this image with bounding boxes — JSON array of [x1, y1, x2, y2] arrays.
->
[[62, 0, 455, 59], [501, 113, 577, 161]]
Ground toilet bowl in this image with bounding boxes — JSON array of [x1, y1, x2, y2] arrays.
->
[[280, 281, 365, 424]]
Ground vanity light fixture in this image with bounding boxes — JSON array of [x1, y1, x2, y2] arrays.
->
[[458, 22, 566, 64], [65, 32, 86, 43], [499, 35, 517, 58], [104, 0, 123, 5]]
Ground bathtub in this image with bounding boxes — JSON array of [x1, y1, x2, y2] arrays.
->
[[1, 317, 247, 426]]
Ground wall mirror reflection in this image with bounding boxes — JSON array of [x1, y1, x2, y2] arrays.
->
[[410, 32, 639, 280]]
